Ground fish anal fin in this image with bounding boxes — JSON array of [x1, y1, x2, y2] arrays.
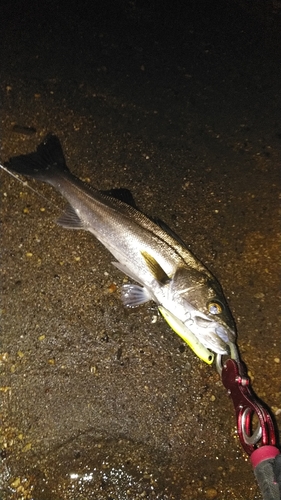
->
[[141, 251, 170, 285], [56, 203, 85, 229]]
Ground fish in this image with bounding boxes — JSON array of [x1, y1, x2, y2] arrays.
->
[[4, 134, 236, 356]]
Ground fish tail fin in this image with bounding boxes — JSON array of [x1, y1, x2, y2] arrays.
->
[[4, 134, 70, 182]]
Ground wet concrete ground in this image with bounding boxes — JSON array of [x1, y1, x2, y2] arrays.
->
[[0, 1, 280, 498]]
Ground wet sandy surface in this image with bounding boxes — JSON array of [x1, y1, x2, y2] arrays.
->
[[0, 1, 280, 498]]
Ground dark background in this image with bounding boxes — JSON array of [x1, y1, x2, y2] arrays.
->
[[1, 1, 280, 498]]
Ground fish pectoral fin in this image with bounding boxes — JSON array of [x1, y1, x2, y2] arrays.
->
[[141, 251, 170, 285], [56, 204, 85, 229], [121, 284, 152, 307]]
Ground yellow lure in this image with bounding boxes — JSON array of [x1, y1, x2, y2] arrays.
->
[[159, 306, 214, 365]]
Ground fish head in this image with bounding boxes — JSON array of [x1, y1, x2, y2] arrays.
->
[[168, 267, 236, 354]]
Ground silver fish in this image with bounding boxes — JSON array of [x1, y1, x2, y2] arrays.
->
[[4, 134, 236, 355]]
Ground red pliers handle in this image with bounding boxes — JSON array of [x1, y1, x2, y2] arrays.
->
[[218, 355, 281, 500], [221, 357, 276, 455]]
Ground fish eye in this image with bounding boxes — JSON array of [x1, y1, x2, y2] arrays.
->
[[208, 301, 223, 315]]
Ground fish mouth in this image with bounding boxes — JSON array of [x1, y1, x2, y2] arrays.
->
[[196, 330, 230, 355], [215, 325, 232, 344], [189, 315, 234, 354]]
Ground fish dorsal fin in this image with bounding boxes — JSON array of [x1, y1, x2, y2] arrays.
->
[[56, 203, 85, 229], [101, 188, 138, 209], [141, 251, 170, 284], [151, 218, 188, 248]]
